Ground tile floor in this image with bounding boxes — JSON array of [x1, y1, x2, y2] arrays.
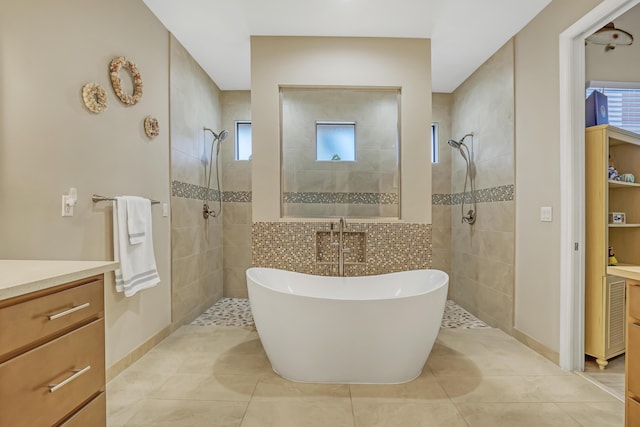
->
[[580, 354, 625, 401], [107, 323, 624, 426]]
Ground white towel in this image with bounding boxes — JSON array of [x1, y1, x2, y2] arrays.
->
[[113, 196, 160, 297], [126, 196, 148, 245]]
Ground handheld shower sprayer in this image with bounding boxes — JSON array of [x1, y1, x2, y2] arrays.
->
[[202, 127, 229, 219], [448, 133, 476, 225], [204, 128, 229, 155]]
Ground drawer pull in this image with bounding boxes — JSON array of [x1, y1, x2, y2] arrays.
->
[[49, 365, 91, 393], [48, 302, 90, 320]]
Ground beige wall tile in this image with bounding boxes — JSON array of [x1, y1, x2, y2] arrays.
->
[[170, 35, 224, 325], [447, 41, 515, 336]]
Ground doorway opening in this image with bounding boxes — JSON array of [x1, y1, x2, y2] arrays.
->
[[560, 0, 640, 399]]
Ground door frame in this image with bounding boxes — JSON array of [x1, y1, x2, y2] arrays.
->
[[559, 0, 639, 370]]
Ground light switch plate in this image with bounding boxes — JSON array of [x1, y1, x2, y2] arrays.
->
[[540, 206, 553, 222], [62, 195, 74, 217]]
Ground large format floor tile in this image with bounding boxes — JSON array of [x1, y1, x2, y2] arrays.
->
[[107, 324, 624, 427]]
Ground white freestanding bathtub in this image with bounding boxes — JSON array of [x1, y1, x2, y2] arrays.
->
[[246, 267, 449, 384]]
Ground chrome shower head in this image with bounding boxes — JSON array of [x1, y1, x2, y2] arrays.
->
[[448, 133, 473, 148], [218, 129, 229, 142], [447, 139, 462, 149], [204, 127, 229, 142], [448, 139, 468, 161]]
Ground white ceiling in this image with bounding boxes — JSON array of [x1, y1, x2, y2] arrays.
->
[[143, 0, 551, 93]]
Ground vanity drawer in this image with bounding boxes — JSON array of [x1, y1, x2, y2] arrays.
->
[[0, 319, 105, 427], [0, 278, 103, 360], [60, 392, 106, 427], [629, 323, 640, 397], [629, 282, 640, 321], [628, 397, 640, 427]]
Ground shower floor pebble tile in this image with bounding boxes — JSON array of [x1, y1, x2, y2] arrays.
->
[[191, 297, 254, 327], [441, 300, 490, 329], [191, 297, 489, 329]]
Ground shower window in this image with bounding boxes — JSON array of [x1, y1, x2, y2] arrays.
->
[[235, 121, 252, 160], [431, 123, 439, 163], [316, 122, 356, 161]]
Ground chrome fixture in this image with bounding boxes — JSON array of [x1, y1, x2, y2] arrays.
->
[[92, 194, 160, 205], [586, 22, 633, 52], [447, 133, 476, 225], [329, 217, 351, 276], [202, 127, 228, 219]]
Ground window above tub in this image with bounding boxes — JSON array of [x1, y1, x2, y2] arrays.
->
[[316, 121, 356, 162], [280, 86, 400, 219]]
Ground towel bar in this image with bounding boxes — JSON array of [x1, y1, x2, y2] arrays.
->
[[92, 194, 160, 205]]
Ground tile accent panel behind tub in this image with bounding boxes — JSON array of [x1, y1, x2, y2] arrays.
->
[[252, 221, 432, 276]]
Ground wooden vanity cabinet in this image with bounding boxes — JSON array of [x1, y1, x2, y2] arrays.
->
[[627, 280, 640, 427], [0, 275, 106, 427]]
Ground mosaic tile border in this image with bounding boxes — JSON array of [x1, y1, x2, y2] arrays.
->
[[283, 191, 398, 205], [171, 181, 252, 203], [172, 180, 512, 206], [432, 184, 514, 206], [191, 298, 489, 329], [172, 180, 220, 202], [223, 191, 252, 203]]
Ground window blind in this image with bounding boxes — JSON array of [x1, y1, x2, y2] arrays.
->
[[587, 86, 640, 134]]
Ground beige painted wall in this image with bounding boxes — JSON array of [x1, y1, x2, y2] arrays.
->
[[450, 40, 515, 333], [169, 35, 223, 325], [514, 0, 602, 352], [250, 36, 432, 223], [0, 0, 171, 368]]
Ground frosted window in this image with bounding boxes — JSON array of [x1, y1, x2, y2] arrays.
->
[[316, 122, 356, 161], [235, 121, 252, 160], [431, 123, 439, 163]]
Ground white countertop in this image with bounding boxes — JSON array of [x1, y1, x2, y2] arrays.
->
[[0, 260, 119, 301], [608, 265, 640, 281]]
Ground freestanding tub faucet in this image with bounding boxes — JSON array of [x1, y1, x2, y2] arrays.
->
[[338, 216, 350, 276]]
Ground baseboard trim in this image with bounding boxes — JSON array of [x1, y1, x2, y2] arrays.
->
[[512, 327, 560, 365], [106, 325, 172, 382]]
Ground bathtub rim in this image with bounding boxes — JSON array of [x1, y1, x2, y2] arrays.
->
[[246, 267, 449, 302]]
